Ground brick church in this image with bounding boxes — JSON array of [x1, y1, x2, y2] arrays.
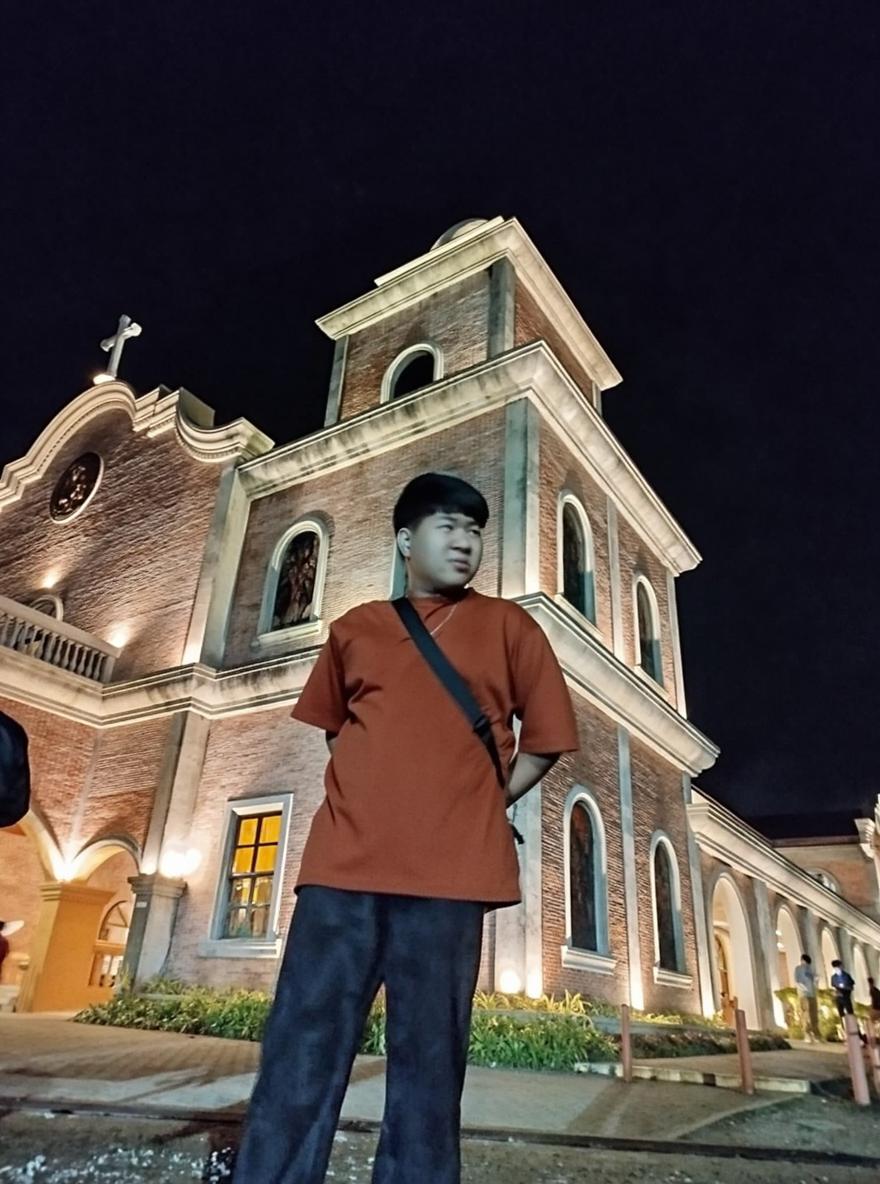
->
[[2, 216, 879, 1028]]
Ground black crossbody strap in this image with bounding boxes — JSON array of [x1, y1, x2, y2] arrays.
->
[[392, 597, 524, 845]]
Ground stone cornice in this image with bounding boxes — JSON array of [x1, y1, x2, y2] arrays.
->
[[0, 383, 273, 510], [316, 216, 623, 391], [688, 791, 880, 947], [522, 594, 718, 776], [240, 343, 700, 574]]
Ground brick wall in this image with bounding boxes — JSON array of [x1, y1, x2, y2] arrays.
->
[[540, 698, 630, 1000], [514, 282, 595, 403], [0, 406, 221, 681], [630, 736, 700, 1014], [338, 271, 491, 421], [775, 842, 879, 917], [0, 824, 44, 985], [224, 408, 508, 667], [616, 514, 678, 706], [537, 423, 613, 646]]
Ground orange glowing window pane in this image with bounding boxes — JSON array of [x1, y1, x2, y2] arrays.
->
[[238, 818, 258, 845]]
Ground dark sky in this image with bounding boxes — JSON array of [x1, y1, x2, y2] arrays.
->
[[3, 5, 878, 820]]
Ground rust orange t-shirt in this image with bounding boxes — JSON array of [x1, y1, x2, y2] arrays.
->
[[291, 588, 579, 907]]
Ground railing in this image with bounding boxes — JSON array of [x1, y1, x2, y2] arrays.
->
[[0, 596, 120, 684]]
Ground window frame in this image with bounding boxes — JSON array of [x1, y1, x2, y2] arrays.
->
[[557, 492, 598, 628], [379, 342, 444, 404], [633, 574, 664, 687], [561, 785, 615, 974], [204, 793, 294, 959], [649, 830, 689, 984], [254, 517, 330, 652]]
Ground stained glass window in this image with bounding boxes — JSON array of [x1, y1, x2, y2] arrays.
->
[[569, 802, 598, 951], [272, 531, 319, 630], [222, 811, 281, 939]]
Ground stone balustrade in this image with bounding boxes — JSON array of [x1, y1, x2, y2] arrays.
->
[[0, 596, 120, 683]]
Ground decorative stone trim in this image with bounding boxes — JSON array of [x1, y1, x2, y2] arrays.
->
[[252, 619, 325, 654], [317, 216, 622, 392], [652, 965, 693, 989], [561, 945, 617, 975], [0, 382, 273, 511], [198, 938, 281, 960], [240, 343, 700, 575]]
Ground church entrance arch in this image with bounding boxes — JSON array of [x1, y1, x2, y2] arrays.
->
[[711, 874, 759, 1029], [15, 840, 139, 1013], [853, 944, 872, 1005], [819, 926, 840, 988]]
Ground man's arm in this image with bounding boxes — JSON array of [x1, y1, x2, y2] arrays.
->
[[504, 752, 559, 808]]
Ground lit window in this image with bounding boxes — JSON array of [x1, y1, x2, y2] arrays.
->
[[222, 812, 282, 939], [636, 579, 663, 684]]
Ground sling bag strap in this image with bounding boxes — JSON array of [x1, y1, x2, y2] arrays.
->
[[392, 596, 524, 845]]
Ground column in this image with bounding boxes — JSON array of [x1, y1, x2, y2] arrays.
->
[[16, 882, 113, 1012], [606, 501, 626, 661], [194, 465, 251, 667], [682, 775, 715, 1016], [500, 399, 541, 600], [487, 259, 515, 358], [751, 880, 783, 1029], [122, 874, 186, 986], [324, 336, 349, 426], [666, 570, 688, 717], [617, 728, 643, 1009]]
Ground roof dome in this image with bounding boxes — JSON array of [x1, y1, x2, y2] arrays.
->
[[430, 219, 490, 250]]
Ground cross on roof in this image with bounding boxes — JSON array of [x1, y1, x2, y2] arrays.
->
[[93, 314, 142, 384]]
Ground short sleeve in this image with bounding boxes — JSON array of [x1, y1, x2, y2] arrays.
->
[[291, 624, 348, 734], [512, 611, 579, 755]]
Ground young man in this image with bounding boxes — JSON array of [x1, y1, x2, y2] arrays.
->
[[830, 958, 855, 1018], [794, 953, 820, 1042], [233, 473, 579, 1184], [868, 976, 880, 1033]]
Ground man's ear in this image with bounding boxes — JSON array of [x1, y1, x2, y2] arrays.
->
[[397, 528, 411, 558]]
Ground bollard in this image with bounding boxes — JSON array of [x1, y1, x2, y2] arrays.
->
[[620, 1002, 633, 1083], [734, 1008, 755, 1095], [865, 1020, 880, 1096], [844, 1014, 870, 1106]]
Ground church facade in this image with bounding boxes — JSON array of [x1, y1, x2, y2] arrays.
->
[[2, 216, 879, 1028]]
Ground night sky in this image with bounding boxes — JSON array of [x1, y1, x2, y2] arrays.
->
[[3, 6, 878, 821]]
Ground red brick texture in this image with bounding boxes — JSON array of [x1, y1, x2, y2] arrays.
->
[[514, 282, 595, 403], [537, 423, 613, 645], [0, 406, 222, 681], [338, 271, 491, 421], [223, 409, 508, 668]]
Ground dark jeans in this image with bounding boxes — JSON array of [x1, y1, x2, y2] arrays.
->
[[835, 990, 854, 1017], [233, 885, 485, 1184]]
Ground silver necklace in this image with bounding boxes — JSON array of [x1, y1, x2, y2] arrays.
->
[[429, 601, 459, 638]]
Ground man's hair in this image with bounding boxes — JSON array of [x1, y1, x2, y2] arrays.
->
[[801, 954, 811, 963], [831, 959, 842, 967], [393, 473, 489, 535]]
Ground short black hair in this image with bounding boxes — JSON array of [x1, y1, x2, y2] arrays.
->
[[393, 472, 489, 535], [831, 959, 842, 967], [801, 954, 811, 963]]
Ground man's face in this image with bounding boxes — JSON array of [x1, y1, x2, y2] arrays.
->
[[398, 511, 484, 589]]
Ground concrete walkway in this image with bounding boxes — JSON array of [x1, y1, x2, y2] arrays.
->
[[0, 1014, 850, 1144]]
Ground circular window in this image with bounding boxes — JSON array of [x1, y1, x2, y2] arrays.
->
[[50, 453, 103, 522]]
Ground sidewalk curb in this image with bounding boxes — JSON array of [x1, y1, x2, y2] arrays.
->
[[574, 1060, 833, 1094]]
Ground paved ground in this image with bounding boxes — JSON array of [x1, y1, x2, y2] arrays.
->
[[0, 1113, 876, 1184], [0, 1013, 877, 1182]]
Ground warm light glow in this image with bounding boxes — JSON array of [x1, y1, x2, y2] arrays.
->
[[525, 970, 543, 999], [159, 844, 202, 879], [93, 372, 114, 385], [499, 969, 522, 995], [43, 570, 60, 590], [107, 626, 130, 649], [56, 858, 77, 883]]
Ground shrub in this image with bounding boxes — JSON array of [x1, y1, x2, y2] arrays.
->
[[775, 986, 869, 1042], [625, 1030, 789, 1058]]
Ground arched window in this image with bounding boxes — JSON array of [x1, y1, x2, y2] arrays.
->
[[810, 869, 840, 894], [650, 834, 684, 974], [28, 594, 64, 621], [564, 788, 609, 956], [635, 577, 662, 685], [381, 344, 443, 404], [258, 519, 329, 639], [558, 495, 596, 624]]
